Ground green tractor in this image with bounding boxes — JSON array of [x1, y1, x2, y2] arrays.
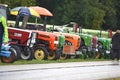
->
[[78, 33, 94, 59], [53, 32, 66, 59], [96, 37, 111, 59]]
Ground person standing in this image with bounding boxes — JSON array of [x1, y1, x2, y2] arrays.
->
[[111, 29, 120, 63], [0, 12, 8, 52]]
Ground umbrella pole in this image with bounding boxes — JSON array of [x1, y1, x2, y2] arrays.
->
[[15, 15, 20, 28], [43, 16, 47, 31], [35, 17, 37, 29]]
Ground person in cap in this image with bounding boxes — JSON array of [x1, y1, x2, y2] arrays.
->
[[0, 12, 8, 52]]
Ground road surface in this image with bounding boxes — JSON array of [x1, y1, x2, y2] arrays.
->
[[0, 61, 120, 80]]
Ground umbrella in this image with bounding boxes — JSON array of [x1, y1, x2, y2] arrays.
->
[[10, 7, 40, 17], [29, 6, 53, 16], [29, 6, 53, 31]]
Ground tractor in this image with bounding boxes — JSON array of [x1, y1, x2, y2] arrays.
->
[[62, 32, 81, 59], [7, 8, 38, 60], [96, 37, 111, 59], [8, 27, 37, 60], [78, 33, 93, 59], [32, 29, 60, 60], [26, 23, 65, 60]]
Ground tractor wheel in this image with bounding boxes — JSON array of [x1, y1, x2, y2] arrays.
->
[[78, 38, 86, 51], [79, 53, 84, 59], [1, 47, 17, 63], [48, 49, 60, 60], [95, 42, 103, 59], [59, 49, 68, 60], [74, 55, 80, 59], [9, 45, 21, 60], [82, 46, 87, 59], [34, 46, 48, 60], [104, 50, 111, 59], [21, 47, 34, 60], [60, 53, 68, 60], [95, 52, 101, 59]]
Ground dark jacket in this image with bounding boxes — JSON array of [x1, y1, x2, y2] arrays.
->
[[112, 32, 120, 49]]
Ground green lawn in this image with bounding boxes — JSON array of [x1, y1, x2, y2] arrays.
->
[[0, 58, 108, 65]]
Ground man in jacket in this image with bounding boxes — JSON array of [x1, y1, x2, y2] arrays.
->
[[111, 29, 120, 63], [0, 12, 8, 52]]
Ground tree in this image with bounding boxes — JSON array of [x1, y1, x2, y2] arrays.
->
[[0, 0, 119, 30], [53, 0, 105, 30], [99, 0, 117, 30], [113, 0, 120, 30]]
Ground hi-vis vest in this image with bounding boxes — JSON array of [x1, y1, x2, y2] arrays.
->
[[0, 16, 8, 42]]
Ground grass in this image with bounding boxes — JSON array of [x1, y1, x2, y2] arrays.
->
[[100, 77, 120, 80], [0, 58, 108, 65]]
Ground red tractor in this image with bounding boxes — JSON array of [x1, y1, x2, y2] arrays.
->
[[8, 27, 37, 60], [7, 8, 38, 60]]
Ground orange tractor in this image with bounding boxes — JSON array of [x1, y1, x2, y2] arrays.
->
[[51, 31, 81, 59], [31, 29, 60, 60]]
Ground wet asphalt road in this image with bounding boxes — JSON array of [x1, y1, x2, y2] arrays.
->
[[0, 61, 120, 80]]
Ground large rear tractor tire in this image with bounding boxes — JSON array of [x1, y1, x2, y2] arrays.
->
[[48, 49, 60, 60], [21, 47, 34, 60], [1, 47, 18, 63], [34, 46, 48, 60]]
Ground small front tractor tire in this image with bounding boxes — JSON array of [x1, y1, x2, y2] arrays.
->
[[60, 52, 68, 60], [34, 46, 48, 60], [21, 47, 34, 60], [48, 49, 60, 60]]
